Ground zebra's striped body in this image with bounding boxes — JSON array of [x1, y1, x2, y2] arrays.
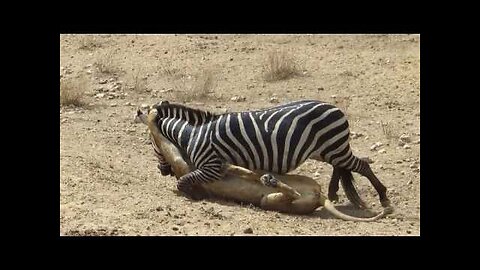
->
[[150, 100, 389, 207]]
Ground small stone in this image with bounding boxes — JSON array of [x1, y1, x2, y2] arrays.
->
[[269, 97, 279, 103], [400, 171, 406, 175], [86, 69, 92, 74], [370, 142, 383, 151], [231, 96, 246, 102], [125, 102, 132, 106], [399, 134, 411, 143], [99, 79, 108, 84], [406, 230, 412, 234], [95, 93, 105, 98], [378, 149, 386, 154], [330, 95, 337, 99], [413, 139, 420, 144], [395, 160, 403, 164], [172, 227, 179, 231], [407, 179, 413, 185], [243, 227, 253, 234], [110, 103, 117, 107], [403, 144, 411, 149], [317, 87, 324, 91]]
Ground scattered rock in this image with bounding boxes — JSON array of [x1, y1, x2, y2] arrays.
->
[[403, 144, 411, 149], [407, 179, 413, 185], [95, 93, 105, 98], [370, 142, 383, 151], [400, 171, 406, 175], [243, 227, 253, 234], [317, 87, 324, 91], [110, 103, 117, 107], [413, 139, 420, 144], [86, 69, 92, 74], [159, 88, 173, 93], [94, 86, 105, 92], [269, 97, 279, 103], [395, 160, 403, 164], [231, 96, 246, 102], [99, 79, 108, 84], [330, 95, 337, 99], [406, 230, 412, 234], [399, 134, 411, 143], [172, 227, 179, 231], [350, 132, 364, 139], [125, 102, 133, 106], [378, 149, 386, 154]]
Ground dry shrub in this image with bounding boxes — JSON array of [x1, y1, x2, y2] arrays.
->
[[334, 96, 352, 116], [264, 50, 301, 82], [60, 77, 87, 107], [380, 121, 398, 141], [159, 62, 185, 80], [129, 68, 148, 92], [95, 52, 119, 75], [173, 69, 216, 102], [78, 35, 103, 50]]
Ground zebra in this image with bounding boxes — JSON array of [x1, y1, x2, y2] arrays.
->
[[142, 100, 390, 208]]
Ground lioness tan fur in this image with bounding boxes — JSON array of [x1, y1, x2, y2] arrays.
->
[[137, 109, 393, 221]]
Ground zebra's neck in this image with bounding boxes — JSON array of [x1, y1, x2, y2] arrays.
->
[[155, 103, 218, 126], [157, 116, 216, 158]]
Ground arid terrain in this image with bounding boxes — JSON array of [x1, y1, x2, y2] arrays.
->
[[60, 34, 420, 236]]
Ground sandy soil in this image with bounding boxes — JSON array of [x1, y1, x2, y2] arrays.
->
[[60, 34, 420, 236]]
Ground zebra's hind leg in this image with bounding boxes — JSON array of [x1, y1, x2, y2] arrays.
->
[[338, 168, 369, 209], [328, 167, 341, 202], [351, 157, 390, 208]]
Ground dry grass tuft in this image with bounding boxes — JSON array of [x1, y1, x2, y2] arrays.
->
[[78, 35, 103, 50], [334, 96, 352, 116], [159, 62, 185, 80], [94, 52, 119, 75], [173, 68, 216, 102], [380, 121, 398, 141], [60, 77, 87, 107], [128, 68, 148, 92], [263, 50, 301, 82]]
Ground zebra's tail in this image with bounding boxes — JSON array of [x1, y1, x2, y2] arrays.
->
[[337, 168, 369, 209]]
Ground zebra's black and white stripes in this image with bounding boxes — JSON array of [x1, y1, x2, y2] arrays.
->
[[149, 100, 389, 206]]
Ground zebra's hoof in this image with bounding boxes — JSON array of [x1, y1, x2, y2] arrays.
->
[[260, 174, 278, 187], [381, 198, 391, 208], [328, 193, 339, 202]]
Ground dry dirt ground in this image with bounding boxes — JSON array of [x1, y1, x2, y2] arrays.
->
[[60, 34, 420, 236]]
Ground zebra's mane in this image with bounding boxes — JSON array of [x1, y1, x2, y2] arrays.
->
[[153, 102, 218, 126]]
